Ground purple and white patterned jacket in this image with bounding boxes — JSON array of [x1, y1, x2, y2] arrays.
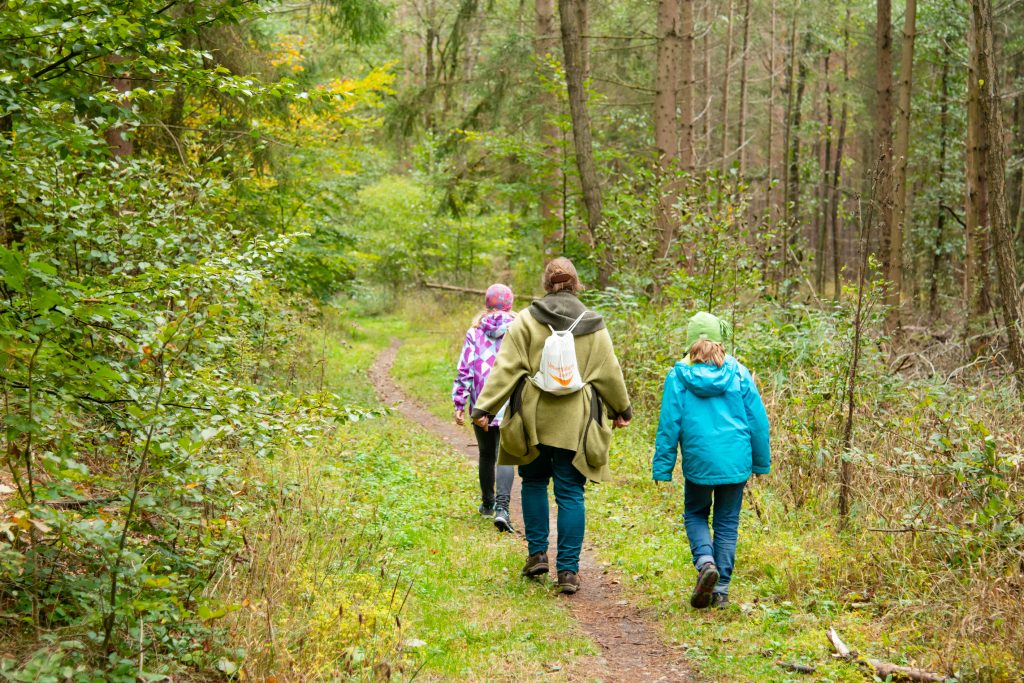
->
[[452, 311, 515, 427]]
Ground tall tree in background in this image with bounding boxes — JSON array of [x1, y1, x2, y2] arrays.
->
[[735, 0, 752, 175], [965, 12, 992, 315], [889, 0, 917, 324], [558, 0, 610, 286], [718, 0, 735, 172], [655, 0, 681, 262], [536, 0, 562, 253], [875, 0, 894, 304], [969, 0, 1024, 388], [677, 0, 696, 171]]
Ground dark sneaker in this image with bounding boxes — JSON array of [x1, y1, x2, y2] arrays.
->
[[493, 507, 513, 533], [478, 503, 495, 517], [557, 571, 581, 594], [711, 592, 729, 608], [690, 562, 720, 609], [521, 551, 549, 577]]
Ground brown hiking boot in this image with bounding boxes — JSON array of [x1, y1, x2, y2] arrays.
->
[[690, 562, 720, 609], [521, 551, 549, 577], [557, 571, 581, 594], [710, 592, 729, 608]]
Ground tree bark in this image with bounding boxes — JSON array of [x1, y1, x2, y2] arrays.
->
[[875, 0, 894, 286], [735, 0, 752, 176], [766, 0, 778, 217], [718, 0, 735, 173], [929, 48, 950, 317], [558, 0, 610, 286], [535, 0, 562, 254], [105, 55, 134, 158], [889, 0, 916, 328], [702, 0, 712, 156], [816, 51, 833, 293], [677, 0, 696, 171], [969, 0, 1024, 389], [655, 0, 682, 263], [830, 3, 851, 300], [965, 15, 992, 315]]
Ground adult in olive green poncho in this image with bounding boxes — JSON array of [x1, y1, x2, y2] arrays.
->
[[472, 258, 632, 594]]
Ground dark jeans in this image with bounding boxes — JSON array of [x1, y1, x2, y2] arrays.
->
[[519, 444, 586, 573], [473, 424, 514, 510], [683, 480, 746, 594]]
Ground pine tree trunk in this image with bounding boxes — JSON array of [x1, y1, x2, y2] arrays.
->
[[702, 0, 712, 157], [969, 0, 1024, 390], [558, 0, 610, 286], [965, 15, 992, 315], [536, 0, 562, 254], [655, 0, 681, 262], [830, 3, 851, 300], [766, 0, 778, 218], [719, 0, 735, 173], [678, 0, 695, 171], [889, 0, 916, 328], [875, 0, 894, 284], [929, 52, 950, 318], [736, 0, 752, 176], [817, 51, 833, 294]]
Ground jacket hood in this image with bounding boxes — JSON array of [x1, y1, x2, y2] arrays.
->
[[676, 356, 739, 397], [479, 311, 515, 339], [529, 291, 605, 336]]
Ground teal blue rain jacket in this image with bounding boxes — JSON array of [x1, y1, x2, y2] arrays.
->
[[652, 356, 770, 485]]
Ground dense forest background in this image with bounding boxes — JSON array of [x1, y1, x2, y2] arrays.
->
[[1, 0, 1023, 679]]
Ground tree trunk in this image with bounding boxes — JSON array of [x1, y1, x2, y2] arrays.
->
[[678, 0, 695, 171], [702, 0, 712, 157], [875, 0, 894, 286], [105, 55, 134, 158], [816, 51, 833, 294], [766, 0, 778, 218], [969, 0, 1024, 389], [783, 31, 810, 279], [655, 0, 682, 263], [889, 0, 916, 328], [965, 16, 992, 315], [719, 0, 735, 173], [929, 51, 950, 318], [735, 0, 752, 176], [830, 4, 851, 300], [558, 0, 610, 286], [536, 0, 562, 254]]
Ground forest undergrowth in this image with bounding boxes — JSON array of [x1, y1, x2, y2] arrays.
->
[[386, 291, 1024, 683]]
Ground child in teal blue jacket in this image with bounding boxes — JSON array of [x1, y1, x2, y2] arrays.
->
[[653, 312, 770, 609]]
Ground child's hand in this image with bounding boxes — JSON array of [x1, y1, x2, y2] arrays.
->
[[455, 409, 465, 426], [613, 416, 631, 429]]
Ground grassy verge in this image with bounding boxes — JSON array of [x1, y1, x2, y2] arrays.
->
[[221, 306, 593, 680], [380, 298, 1000, 683]]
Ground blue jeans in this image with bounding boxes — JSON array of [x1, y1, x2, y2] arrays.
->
[[519, 445, 586, 573], [683, 480, 746, 594]]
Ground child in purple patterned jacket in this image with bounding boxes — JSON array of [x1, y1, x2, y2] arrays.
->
[[453, 284, 517, 532]]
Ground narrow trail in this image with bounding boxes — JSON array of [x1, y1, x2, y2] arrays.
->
[[369, 340, 695, 683]]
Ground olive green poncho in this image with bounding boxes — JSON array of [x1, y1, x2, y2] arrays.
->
[[471, 291, 632, 482]]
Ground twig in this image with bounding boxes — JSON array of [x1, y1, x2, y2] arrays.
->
[[776, 661, 816, 674], [826, 627, 951, 682]]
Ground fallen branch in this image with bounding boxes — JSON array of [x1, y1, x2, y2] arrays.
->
[[776, 660, 816, 674], [423, 282, 540, 302], [826, 628, 950, 682], [424, 282, 488, 296]]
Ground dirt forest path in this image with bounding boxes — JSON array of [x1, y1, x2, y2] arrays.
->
[[369, 339, 695, 683]]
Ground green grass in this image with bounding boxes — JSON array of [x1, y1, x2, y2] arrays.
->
[[225, 305, 594, 681]]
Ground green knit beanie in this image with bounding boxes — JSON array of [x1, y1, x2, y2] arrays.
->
[[686, 312, 731, 351]]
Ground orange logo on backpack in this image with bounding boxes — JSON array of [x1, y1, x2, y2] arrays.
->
[[548, 364, 575, 387]]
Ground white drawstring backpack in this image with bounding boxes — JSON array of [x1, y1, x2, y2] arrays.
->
[[528, 311, 589, 395]]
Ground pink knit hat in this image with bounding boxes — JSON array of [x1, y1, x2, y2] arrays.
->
[[485, 283, 514, 311]]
